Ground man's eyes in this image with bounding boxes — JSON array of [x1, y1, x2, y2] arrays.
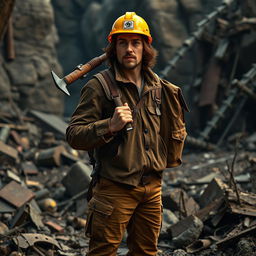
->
[[117, 40, 142, 46]]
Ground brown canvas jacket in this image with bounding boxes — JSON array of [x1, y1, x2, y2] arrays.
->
[[66, 67, 188, 186]]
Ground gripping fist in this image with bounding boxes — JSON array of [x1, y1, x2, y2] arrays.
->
[[109, 103, 133, 133]]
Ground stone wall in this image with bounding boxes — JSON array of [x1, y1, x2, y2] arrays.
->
[[0, 0, 64, 115], [0, 0, 255, 120]]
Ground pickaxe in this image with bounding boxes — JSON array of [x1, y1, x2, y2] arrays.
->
[[51, 53, 107, 96], [51, 53, 133, 131]]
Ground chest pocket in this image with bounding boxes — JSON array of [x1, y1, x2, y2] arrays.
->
[[145, 105, 162, 134], [147, 105, 161, 116]]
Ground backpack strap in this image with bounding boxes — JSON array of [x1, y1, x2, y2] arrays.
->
[[155, 87, 161, 104], [151, 73, 162, 115], [153, 73, 162, 105], [94, 69, 122, 102], [94, 69, 133, 131], [101, 70, 120, 98], [151, 87, 161, 105]]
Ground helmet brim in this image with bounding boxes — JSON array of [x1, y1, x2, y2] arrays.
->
[[108, 31, 152, 44]]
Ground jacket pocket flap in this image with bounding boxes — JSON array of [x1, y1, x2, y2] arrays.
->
[[147, 106, 157, 115], [88, 197, 113, 216], [171, 128, 187, 141]]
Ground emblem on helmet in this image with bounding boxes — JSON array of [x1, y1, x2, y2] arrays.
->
[[123, 20, 134, 29]]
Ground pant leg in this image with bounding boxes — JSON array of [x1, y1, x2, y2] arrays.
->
[[126, 176, 162, 256], [86, 178, 143, 256]]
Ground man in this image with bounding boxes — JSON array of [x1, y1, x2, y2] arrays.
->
[[66, 12, 188, 256]]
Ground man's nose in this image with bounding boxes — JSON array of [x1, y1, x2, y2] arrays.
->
[[126, 42, 133, 52]]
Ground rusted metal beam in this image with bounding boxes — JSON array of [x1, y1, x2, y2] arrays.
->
[[0, 0, 15, 42], [217, 98, 247, 146], [234, 80, 256, 100], [216, 225, 256, 249], [0, 181, 35, 208], [185, 135, 217, 150], [5, 16, 15, 60], [199, 64, 256, 141], [160, 0, 235, 78]]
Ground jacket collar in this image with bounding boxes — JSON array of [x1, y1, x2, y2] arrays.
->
[[113, 64, 161, 89]]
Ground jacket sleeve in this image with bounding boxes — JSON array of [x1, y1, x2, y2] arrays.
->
[[160, 80, 189, 168], [66, 78, 114, 151]]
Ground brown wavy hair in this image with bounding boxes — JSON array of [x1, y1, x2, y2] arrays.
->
[[104, 34, 158, 71]]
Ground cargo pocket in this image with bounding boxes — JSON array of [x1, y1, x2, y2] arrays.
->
[[85, 197, 114, 239], [167, 127, 187, 168]]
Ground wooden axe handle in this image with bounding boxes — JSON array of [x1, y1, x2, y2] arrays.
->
[[64, 53, 107, 84]]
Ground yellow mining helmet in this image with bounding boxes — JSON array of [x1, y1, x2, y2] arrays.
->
[[108, 12, 152, 44]]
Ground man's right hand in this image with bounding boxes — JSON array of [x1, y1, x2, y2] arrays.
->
[[109, 103, 133, 133]]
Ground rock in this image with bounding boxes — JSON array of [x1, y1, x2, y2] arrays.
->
[[145, 0, 188, 63], [163, 208, 179, 225], [31, 56, 51, 79], [179, 0, 202, 13], [74, 0, 92, 9], [0, 221, 9, 235], [241, 0, 256, 16], [13, 0, 54, 44], [235, 238, 255, 256], [173, 249, 188, 256], [81, 2, 103, 58], [160, 208, 179, 239], [0, 0, 64, 114], [171, 215, 204, 248], [5, 60, 37, 86], [53, 8, 80, 36]]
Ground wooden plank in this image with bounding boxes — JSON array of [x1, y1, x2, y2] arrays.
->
[[0, 140, 19, 162]]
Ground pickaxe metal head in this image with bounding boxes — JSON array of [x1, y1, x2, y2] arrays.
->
[[51, 71, 70, 96], [51, 53, 107, 96]]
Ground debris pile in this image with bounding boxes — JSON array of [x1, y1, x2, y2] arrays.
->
[[0, 108, 92, 255], [158, 0, 256, 150], [159, 150, 256, 255], [0, 0, 255, 255], [0, 108, 256, 256]]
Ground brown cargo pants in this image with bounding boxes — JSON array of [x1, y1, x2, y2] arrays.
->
[[85, 173, 162, 256]]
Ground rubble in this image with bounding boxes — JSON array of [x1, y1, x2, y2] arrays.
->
[[0, 0, 255, 255], [61, 161, 91, 197], [168, 215, 204, 248], [0, 96, 254, 256]]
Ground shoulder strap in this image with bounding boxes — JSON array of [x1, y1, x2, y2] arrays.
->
[[94, 69, 121, 101], [152, 73, 162, 105], [101, 70, 120, 98], [154, 87, 161, 105]]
